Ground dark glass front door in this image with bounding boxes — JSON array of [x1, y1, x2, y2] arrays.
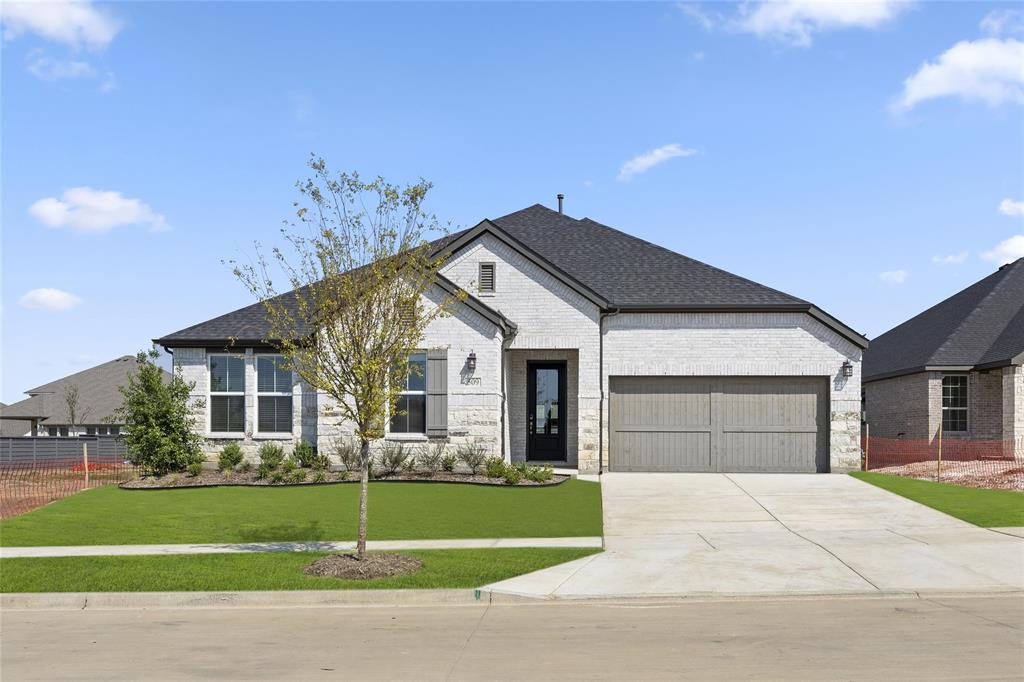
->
[[527, 362, 566, 461]]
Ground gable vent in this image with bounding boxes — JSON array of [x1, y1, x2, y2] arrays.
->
[[478, 262, 496, 293]]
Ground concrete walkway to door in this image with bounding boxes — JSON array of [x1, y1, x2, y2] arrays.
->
[[484, 473, 1024, 599]]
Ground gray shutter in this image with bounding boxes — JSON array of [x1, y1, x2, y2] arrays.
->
[[426, 348, 448, 436]]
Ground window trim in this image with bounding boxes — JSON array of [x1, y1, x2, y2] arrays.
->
[[940, 374, 969, 434], [255, 353, 294, 436], [208, 352, 247, 436], [478, 261, 496, 294], [389, 351, 427, 435]]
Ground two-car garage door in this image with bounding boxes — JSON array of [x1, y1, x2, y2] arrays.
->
[[609, 377, 828, 473]]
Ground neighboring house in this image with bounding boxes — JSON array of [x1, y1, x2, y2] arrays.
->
[[0, 356, 163, 437], [155, 203, 866, 474], [0, 403, 30, 437], [863, 258, 1023, 444]]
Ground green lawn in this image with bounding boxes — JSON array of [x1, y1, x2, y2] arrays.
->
[[0, 480, 602, 546], [0, 548, 600, 592], [850, 472, 1024, 527]]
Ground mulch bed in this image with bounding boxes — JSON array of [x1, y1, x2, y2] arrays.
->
[[120, 469, 567, 489], [873, 460, 1024, 492], [302, 553, 422, 580]]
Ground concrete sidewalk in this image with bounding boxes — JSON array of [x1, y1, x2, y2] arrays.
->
[[0, 536, 602, 559]]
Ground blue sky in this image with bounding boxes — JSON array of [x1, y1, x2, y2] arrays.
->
[[2, 1, 1023, 403]]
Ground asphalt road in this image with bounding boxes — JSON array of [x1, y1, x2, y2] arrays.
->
[[2, 595, 1022, 680]]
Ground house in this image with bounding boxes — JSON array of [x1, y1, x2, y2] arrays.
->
[[863, 258, 1023, 445], [0, 356, 161, 437], [0, 403, 30, 437], [155, 203, 866, 474]]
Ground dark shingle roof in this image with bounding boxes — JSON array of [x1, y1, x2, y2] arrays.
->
[[863, 258, 1024, 382], [156, 203, 862, 346]]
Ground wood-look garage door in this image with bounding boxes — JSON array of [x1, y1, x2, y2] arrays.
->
[[609, 377, 828, 473]]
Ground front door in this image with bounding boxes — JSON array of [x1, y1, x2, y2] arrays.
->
[[527, 361, 567, 461]]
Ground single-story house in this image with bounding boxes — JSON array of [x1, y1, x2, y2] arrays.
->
[[155, 203, 866, 474], [863, 257, 1023, 444], [0, 355, 162, 437]]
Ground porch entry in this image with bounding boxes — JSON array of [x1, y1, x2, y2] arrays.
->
[[526, 361, 567, 461]]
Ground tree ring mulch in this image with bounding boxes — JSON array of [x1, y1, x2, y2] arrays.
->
[[303, 553, 422, 580]]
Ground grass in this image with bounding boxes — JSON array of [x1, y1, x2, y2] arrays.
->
[[850, 472, 1024, 528], [0, 479, 602, 546], [0, 548, 600, 592]]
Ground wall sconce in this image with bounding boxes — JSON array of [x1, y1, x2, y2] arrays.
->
[[841, 360, 854, 378], [467, 351, 477, 372]]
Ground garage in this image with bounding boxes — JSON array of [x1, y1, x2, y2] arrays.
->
[[609, 376, 828, 473]]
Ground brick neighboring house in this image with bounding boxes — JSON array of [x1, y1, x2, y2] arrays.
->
[[0, 356, 165, 437], [155, 203, 867, 474], [863, 258, 1024, 445]]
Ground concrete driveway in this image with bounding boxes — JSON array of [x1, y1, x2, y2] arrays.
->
[[485, 473, 1024, 599]]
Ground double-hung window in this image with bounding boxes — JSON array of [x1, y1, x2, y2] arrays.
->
[[941, 375, 968, 433], [390, 352, 426, 434], [209, 354, 245, 433], [257, 355, 293, 434]]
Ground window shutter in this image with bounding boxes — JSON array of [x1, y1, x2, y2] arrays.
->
[[425, 348, 448, 436]]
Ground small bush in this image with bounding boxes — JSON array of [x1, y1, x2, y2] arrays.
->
[[456, 442, 488, 474], [269, 469, 286, 484], [502, 465, 523, 485], [419, 442, 445, 474], [281, 458, 298, 475], [513, 461, 528, 475], [290, 469, 307, 483], [293, 441, 318, 468], [484, 456, 508, 479], [187, 460, 204, 477], [441, 453, 458, 472], [336, 469, 349, 481], [334, 438, 361, 471], [258, 442, 285, 469], [525, 464, 554, 483], [218, 443, 243, 472], [256, 462, 274, 479], [378, 442, 411, 476], [312, 469, 327, 483]]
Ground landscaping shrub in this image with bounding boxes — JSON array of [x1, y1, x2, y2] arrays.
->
[[239, 460, 253, 474], [526, 464, 554, 483], [187, 461, 204, 477], [312, 469, 327, 483], [269, 469, 286, 484], [484, 456, 508, 479], [456, 442, 488, 474], [502, 465, 523, 485], [418, 442, 445, 474], [256, 462, 274, 480], [293, 441, 318, 468], [290, 469, 307, 483], [334, 438, 361, 471], [218, 443, 243, 472], [378, 442, 411, 476], [441, 453, 458, 472], [281, 458, 298, 475], [258, 442, 285, 469]]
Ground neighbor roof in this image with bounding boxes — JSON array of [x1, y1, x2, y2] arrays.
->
[[156, 203, 867, 348], [0, 356, 167, 426], [863, 258, 1024, 382]]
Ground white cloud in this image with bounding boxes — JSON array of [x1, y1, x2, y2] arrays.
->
[[29, 187, 167, 234], [894, 38, 1024, 111], [618, 144, 697, 182], [879, 269, 908, 284], [679, 1, 910, 47], [982, 235, 1024, 265], [981, 9, 1024, 38], [1, 0, 121, 50], [932, 251, 968, 265], [25, 50, 95, 80], [999, 198, 1024, 217], [18, 288, 82, 311]]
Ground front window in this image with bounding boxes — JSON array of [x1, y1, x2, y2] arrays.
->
[[47, 426, 68, 437], [941, 375, 968, 433], [257, 355, 293, 434], [390, 352, 426, 434], [210, 354, 245, 433]]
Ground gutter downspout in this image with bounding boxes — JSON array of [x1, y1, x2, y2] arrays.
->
[[598, 308, 620, 475]]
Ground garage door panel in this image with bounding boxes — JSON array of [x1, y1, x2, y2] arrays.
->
[[718, 432, 820, 473], [614, 431, 712, 472]]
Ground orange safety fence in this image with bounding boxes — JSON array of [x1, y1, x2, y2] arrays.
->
[[861, 435, 1024, 491]]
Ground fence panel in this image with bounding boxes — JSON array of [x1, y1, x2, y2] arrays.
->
[[863, 434, 1023, 491], [0, 436, 137, 519]]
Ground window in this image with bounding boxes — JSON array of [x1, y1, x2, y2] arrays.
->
[[390, 352, 426, 434], [47, 426, 68, 437], [210, 354, 245, 433], [257, 355, 293, 434], [941, 375, 968, 433], [478, 262, 495, 293], [86, 427, 96, 436], [109, 426, 120, 436]]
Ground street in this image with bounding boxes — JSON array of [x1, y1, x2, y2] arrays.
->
[[3, 595, 1022, 680]]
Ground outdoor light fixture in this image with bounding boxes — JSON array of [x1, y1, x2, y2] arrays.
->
[[467, 351, 477, 372], [841, 360, 854, 378]]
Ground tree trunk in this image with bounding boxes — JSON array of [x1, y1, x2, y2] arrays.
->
[[356, 437, 371, 560]]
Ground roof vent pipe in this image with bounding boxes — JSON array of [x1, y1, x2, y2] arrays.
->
[[557, 193, 564, 214]]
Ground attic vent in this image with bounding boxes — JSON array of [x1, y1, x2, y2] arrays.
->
[[478, 262, 496, 293]]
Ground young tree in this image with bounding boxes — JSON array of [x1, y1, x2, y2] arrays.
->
[[114, 349, 204, 475], [231, 156, 461, 560], [63, 384, 92, 436]]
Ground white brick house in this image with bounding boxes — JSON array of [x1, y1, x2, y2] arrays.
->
[[156, 204, 867, 474]]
